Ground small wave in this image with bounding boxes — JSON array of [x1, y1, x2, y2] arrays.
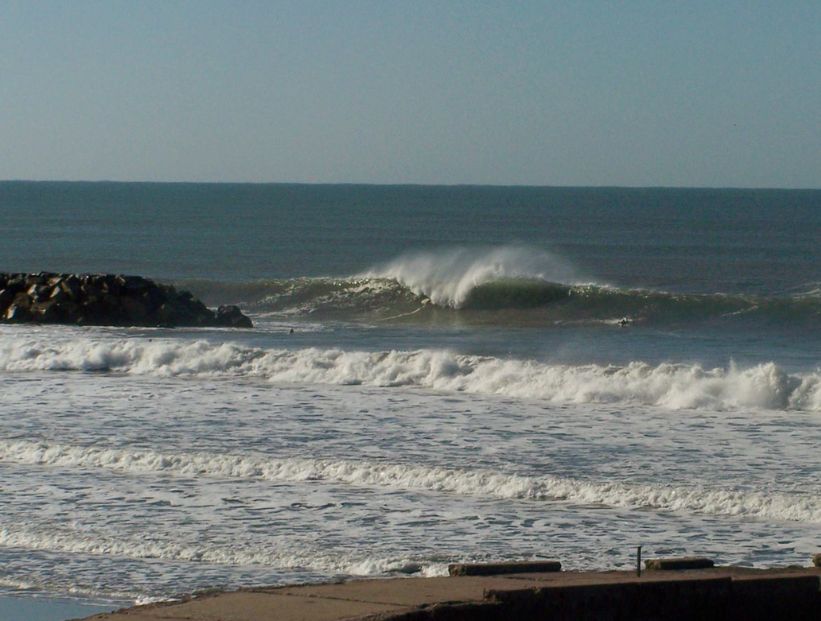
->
[[0, 575, 137, 604], [1, 337, 819, 411], [2, 439, 819, 523], [0, 577, 40, 592], [0, 519, 442, 577]]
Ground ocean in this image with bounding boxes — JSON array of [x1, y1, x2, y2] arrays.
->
[[1, 181, 819, 609]]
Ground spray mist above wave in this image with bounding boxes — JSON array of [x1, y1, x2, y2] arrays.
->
[[3, 439, 820, 523], [2, 337, 819, 412], [359, 245, 587, 308]]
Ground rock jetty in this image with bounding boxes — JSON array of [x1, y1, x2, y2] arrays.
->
[[0, 272, 252, 328]]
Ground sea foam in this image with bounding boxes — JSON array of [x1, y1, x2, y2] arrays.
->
[[1, 336, 819, 412], [2, 439, 819, 523], [0, 522, 440, 577]]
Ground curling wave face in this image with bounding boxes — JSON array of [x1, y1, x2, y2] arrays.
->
[[2, 336, 819, 412], [359, 246, 583, 307], [173, 246, 821, 326], [176, 276, 821, 326]]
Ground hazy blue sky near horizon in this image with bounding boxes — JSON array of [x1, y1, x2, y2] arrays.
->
[[1, 1, 819, 187]]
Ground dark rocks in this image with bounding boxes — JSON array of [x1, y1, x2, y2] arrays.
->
[[5, 292, 32, 322], [0, 272, 252, 328], [215, 305, 253, 328], [0, 288, 15, 310]]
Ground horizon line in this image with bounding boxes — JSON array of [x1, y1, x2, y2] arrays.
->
[[1, 179, 819, 191]]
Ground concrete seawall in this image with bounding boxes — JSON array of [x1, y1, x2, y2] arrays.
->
[[83, 563, 820, 621]]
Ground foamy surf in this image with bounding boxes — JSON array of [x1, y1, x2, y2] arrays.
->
[[0, 575, 139, 604], [2, 439, 819, 523], [1, 336, 819, 411], [0, 523, 440, 577]]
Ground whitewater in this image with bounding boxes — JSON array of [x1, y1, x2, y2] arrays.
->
[[2, 334, 820, 411], [1, 182, 820, 608]]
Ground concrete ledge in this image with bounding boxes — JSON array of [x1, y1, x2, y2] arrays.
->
[[730, 575, 820, 621], [83, 567, 821, 621], [385, 602, 505, 621], [489, 576, 733, 621], [448, 561, 562, 576], [645, 556, 715, 570]]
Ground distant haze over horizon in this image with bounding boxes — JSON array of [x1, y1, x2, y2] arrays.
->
[[1, 1, 819, 188]]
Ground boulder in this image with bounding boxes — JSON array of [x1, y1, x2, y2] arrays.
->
[[60, 275, 81, 299], [5, 292, 32, 322], [31, 299, 63, 323], [5, 274, 27, 292], [27, 283, 51, 302], [49, 285, 70, 303], [0, 288, 14, 310], [120, 296, 149, 323], [215, 305, 254, 328], [0, 272, 252, 329]]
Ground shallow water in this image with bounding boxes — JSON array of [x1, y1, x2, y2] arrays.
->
[[0, 595, 114, 621]]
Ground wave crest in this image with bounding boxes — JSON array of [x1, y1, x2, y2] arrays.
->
[[0, 521, 439, 577], [1, 337, 819, 411], [2, 439, 819, 523], [177, 275, 821, 325], [360, 246, 583, 308]]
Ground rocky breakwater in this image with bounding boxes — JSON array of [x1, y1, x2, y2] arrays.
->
[[0, 272, 252, 328]]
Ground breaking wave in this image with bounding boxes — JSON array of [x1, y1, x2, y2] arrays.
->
[[2, 439, 819, 523], [0, 521, 440, 578], [359, 246, 583, 307], [1, 337, 819, 411], [173, 246, 821, 326]]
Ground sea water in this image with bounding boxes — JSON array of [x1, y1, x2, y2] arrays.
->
[[0, 182, 819, 606]]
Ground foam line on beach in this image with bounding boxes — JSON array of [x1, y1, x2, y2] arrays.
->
[[0, 523, 441, 577], [1, 336, 819, 412], [2, 439, 819, 523], [0, 575, 138, 604]]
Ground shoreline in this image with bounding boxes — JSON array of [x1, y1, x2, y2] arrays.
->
[[78, 561, 821, 621], [0, 594, 116, 621]]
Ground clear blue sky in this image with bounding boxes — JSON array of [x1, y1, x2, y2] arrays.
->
[[1, 0, 819, 187]]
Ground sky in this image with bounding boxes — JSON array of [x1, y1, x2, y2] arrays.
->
[[1, 1, 819, 187]]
